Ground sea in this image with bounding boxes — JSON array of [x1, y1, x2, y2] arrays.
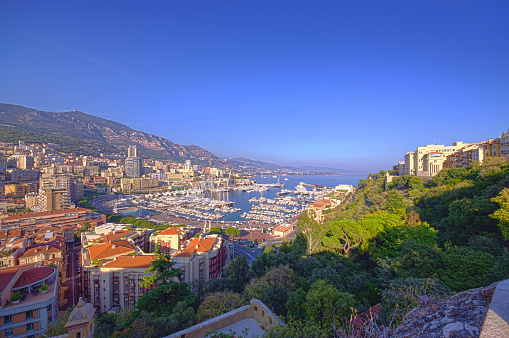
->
[[205, 173, 368, 222]]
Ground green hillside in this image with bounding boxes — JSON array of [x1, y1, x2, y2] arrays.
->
[[84, 158, 509, 337]]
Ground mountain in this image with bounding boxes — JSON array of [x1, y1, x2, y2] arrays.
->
[[0, 103, 226, 167], [228, 157, 351, 174], [293, 165, 353, 173], [228, 157, 288, 171]]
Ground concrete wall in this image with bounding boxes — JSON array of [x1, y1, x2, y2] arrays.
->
[[165, 299, 284, 338]]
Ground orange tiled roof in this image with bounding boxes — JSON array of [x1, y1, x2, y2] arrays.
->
[[101, 255, 156, 269], [94, 230, 133, 243], [19, 245, 61, 258], [310, 199, 332, 208], [173, 237, 217, 258], [88, 240, 135, 261], [158, 227, 185, 236], [273, 224, 292, 233]]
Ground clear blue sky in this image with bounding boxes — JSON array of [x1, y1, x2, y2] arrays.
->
[[1, 1, 508, 172]]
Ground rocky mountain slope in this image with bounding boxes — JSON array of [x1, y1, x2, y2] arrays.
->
[[0, 103, 226, 166]]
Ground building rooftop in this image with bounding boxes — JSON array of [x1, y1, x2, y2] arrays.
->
[[173, 237, 218, 258], [13, 266, 54, 288], [158, 227, 185, 236], [2, 207, 92, 221], [87, 240, 135, 261], [93, 230, 133, 243], [101, 255, 156, 269], [0, 266, 19, 293], [18, 245, 61, 259]]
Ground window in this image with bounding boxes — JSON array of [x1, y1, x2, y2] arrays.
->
[[26, 310, 33, 319], [4, 315, 12, 324], [28, 336, 35, 338], [75, 332, 81, 338], [27, 323, 34, 331], [5, 329, 13, 337], [47, 304, 52, 312]]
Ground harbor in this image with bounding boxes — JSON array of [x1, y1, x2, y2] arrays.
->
[[91, 174, 366, 225]]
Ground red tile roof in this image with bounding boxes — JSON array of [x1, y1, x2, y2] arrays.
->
[[173, 237, 217, 258], [94, 230, 133, 243], [273, 224, 293, 233], [88, 240, 135, 261], [13, 266, 54, 288], [19, 245, 61, 259], [158, 227, 185, 236], [0, 266, 19, 293], [310, 199, 332, 209], [101, 255, 156, 269]]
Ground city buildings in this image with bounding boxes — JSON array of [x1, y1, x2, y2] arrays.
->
[[398, 129, 509, 177], [38, 188, 73, 212], [124, 145, 142, 178]]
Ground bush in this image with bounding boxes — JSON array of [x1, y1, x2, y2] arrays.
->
[[39, 284, 49, 291], [10, 292, 22, 301]]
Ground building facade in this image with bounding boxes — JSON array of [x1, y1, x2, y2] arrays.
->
[[0, 264, 59, 338]]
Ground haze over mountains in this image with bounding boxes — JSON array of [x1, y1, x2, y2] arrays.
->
[[0, 103, 349, 173]]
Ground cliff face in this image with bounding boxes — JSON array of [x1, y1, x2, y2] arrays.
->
[[0, 103, 226, 166]]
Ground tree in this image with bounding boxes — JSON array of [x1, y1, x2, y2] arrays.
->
[[42, 305, 74, 337], [225, 227, 241, 238], [491, 188, 509, 240], [286, 288, 307, 320], [137, 251, 196, 317], [196, 291, 246, 322], [322, 220, 367, 255], [224, 255, 253, 293], [304, 280, 356, 327], [261, 284, 289, 316], [210, 226, 222, 235], [244, 265, 295, 301], [298, 211, 328, 254]]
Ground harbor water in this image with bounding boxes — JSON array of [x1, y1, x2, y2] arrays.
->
[[206, 173, 368, 222]]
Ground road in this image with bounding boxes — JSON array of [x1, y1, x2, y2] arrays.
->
[[232, 243, 263, 263], [59, 243, 81, 311]]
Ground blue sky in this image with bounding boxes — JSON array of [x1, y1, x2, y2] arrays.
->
[[1, 1, 508, 172]]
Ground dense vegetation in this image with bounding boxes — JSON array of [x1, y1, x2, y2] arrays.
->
[[88, 158, 509, 337]]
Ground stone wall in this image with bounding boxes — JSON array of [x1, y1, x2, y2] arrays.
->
[[165, 299, 284, 338]]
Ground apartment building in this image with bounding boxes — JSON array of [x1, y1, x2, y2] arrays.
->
[[83, 255, 156, 314], [38, 188, 73, 212], [8, 170, 39, 183], [172, 236, 228, 283], [443, 143, 485, 169], [4, 183, 38, 199], [0, 264, 59, 338], [484, 139, 500, 159], [18, 156, 34, 170], [0, 208, 106, 231], [308, 199, 333, 223], [120, 178, 159, 192], [149, 227, 191, 254], [17, 245, 63, 267], [400, 142, 472, 177]]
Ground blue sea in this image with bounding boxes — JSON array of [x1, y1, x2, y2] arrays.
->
[[206, 173, 368, 222]]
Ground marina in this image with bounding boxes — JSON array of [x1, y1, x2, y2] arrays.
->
[[91, 174, 366, 225]]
